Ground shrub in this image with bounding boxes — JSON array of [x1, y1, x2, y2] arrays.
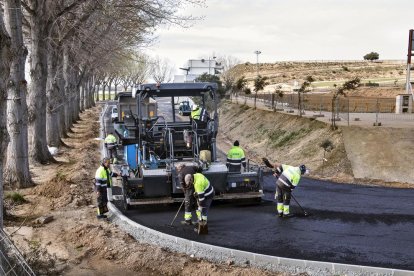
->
[[5, 192, 27, 204]]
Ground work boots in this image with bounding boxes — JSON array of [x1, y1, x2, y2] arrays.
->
[[283, 213, 295, 218], [180, 220, 193, 226], [278, 213, 283, 218]]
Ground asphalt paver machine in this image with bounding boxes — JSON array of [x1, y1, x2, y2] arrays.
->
[[115, 82, 263, 210]]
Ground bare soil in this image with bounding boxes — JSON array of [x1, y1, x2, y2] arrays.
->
[[218, 101, 414, 188], [4, 106, 284, 276]]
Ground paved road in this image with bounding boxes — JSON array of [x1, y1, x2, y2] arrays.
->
[[103, 101, 414, 271], [119, 176, 414, 271]]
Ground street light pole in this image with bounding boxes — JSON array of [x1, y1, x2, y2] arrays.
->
[[208, 56, 216, 75], [254, 50, 261, 76]]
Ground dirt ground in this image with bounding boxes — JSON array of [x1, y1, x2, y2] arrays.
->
[[4, 106, 286, 276]]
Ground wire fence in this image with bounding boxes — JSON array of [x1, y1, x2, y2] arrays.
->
[[0, 229, 36, 276], [233, 93, 414, 126]]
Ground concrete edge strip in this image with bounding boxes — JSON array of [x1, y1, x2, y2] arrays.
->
[[107, 203, 413, 276]]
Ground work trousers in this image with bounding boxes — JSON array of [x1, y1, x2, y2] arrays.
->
[[96, 186, 109, 215], [276, 182, 291, 215], [197, 192, 215, 222], [183, 187, 197, 221], [106, 145, 117, 160]]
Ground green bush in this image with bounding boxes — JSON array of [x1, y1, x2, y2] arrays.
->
[[5, 192, 27, 204]]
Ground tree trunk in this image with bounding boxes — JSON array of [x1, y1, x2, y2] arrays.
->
[[254, 91, 257, 109], [46, 45, 62, 147], [63, 46, 73, 132], [95, 84, 100, 102], [57, 64, 67, 138], [27, 16, 52, 163], [72, 69, 80, 122], [0, 11, 11, 227], [102, 85, 106, 101], [80, 82, 85, 112], [4, 0, 32, 187]]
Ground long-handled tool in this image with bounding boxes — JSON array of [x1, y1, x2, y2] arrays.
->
[[168, 199, 185, 227], [291, 194, 310, 217]]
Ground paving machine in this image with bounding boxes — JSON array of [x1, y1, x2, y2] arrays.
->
[[114, 82, 263, 210]]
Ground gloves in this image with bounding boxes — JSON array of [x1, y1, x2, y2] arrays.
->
[[262, 157, 274, 169], [193, 191, 198, 198]]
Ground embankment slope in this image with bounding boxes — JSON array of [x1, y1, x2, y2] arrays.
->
[[218, 102, 414, 186]]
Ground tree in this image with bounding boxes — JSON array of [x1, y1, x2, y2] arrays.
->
[[331, 78, 360, 129], [234, 76, 247, 103], [215, 55, 241, 97], [253, 75, 269, 109], [195, 73, 225, 98], [363, 52, 379, 61], [297, 78, 312, 117], [319, 139, 334, 175], [151, 57, 174, 83], [0, 9, 11, 227], [4, 0, 32, 187]]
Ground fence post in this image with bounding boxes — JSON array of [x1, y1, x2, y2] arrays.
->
[[319, 95, 323, 116], [347, 97, 350, 126], [336, 97, 340, 120]]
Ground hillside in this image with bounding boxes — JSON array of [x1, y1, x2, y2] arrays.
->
[[217, 102, 414, 187], [230, 60, 407, 96]]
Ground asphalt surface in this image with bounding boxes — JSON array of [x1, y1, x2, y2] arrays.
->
[[103, 100, 414, 271]]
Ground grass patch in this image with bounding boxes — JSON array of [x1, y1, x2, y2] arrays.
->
[[56, 171, 67, 181], [268, 128, 311, 148], [240, 104, 250, 111], [5, 192, 27, 204], [29, 240, 41, 250]]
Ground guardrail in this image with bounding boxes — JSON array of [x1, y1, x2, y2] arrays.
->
[[0, 229, 36, 276]]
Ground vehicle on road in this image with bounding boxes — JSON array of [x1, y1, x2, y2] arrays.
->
[[113, 83, 263, 210], [111, 106, 118, 122], [178, 100, 191, 116]]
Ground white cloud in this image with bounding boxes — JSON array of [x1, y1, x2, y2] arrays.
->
[[144, 0, 414, 75]]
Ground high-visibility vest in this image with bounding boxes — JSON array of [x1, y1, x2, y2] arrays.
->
[[278, 164, 301, 189], [226, 146, 246, 171], [105, 134, 117, 144], [95, 165, 114, 188], [193, 173, 214, 202]]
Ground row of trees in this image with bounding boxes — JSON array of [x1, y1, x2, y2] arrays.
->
[[0, 0, 204, 227]]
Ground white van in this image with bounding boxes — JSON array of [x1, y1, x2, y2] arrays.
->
[[111, 106, 118, 122]]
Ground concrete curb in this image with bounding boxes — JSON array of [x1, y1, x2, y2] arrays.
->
[[108, 203, 414, 276]]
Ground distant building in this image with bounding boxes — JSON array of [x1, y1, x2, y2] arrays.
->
[[174, 59, 223, 83]]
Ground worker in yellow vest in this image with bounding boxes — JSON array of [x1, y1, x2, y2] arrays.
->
[[184, 172, 214, 231], [226, 140, 247, 172], [104, 132, 118, 164], [266, 160, 308, 218], [95, 158, 119, 219]]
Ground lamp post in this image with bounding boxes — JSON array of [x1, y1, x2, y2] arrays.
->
[[254, 50, 261, 76], [208, 56, 216, 75]]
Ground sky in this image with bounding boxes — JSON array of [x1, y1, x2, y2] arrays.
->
[[144, 0, 414, 75]]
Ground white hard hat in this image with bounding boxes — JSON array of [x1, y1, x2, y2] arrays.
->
[[192, 104, 198, 111]]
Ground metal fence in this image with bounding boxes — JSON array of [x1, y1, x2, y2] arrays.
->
[[0, 229, 35, 276], [234, 93, 414, 126]]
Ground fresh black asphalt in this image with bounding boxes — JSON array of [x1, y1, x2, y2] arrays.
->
[[118, 176, 414, 271]]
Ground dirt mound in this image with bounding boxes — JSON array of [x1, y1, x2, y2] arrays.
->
[[33, 174, 72, 198], [342, 127, 414, 185]]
